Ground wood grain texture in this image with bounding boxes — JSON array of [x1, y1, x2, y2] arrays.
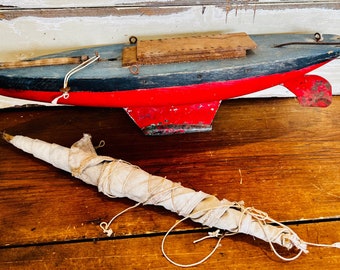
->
[[122, 32, 256, 66], [0, 222, 339, 269], [0, 97, 339, 268], [0, 6, 189, 20]]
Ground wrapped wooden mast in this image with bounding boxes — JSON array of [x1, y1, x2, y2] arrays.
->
[[2, 132, 311, 261]]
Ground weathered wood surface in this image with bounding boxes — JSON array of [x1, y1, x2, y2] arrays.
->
[[0, 97, 339, 268], [0, 223, 339, 269], [0, 56, 88, 69], [123, 32, 257, 66]]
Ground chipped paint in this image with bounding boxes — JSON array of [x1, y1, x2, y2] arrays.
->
[[125, 101, 221, 135]]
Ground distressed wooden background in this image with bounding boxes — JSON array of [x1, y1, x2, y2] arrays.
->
[[0, 1, 339, 107], [0, 97, 340, 269], [0, 1, 340, 268]]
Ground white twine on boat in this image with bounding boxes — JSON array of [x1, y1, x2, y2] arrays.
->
[[51, 92, 70, 105], [63, 54, 100, 91], [2, 133, 340, 267], [51, 54, 100, 105]]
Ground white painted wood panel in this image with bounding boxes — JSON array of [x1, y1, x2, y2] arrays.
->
[[0, 1, 339, 107], [1, 0, 338, 8]]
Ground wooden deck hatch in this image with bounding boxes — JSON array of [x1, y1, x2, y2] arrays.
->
[[122, 32, 257, 66]]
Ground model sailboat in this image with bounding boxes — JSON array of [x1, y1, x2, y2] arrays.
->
[[1, 32, 340, 135]]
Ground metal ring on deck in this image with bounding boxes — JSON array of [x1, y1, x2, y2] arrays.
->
[[314, 32, 322, 42], [129, 65, 140, 75], [129, 36, 138, 45]]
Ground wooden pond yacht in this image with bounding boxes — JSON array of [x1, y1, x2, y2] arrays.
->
[[1, 32, 340, 135]]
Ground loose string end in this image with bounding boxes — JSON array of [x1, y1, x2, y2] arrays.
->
[[100, 222, 113, 237], [51, 92, 70, 105], [193, 229, 223, 244], [99, 202, 141, 238], [332, 242, 340, 248], [95, 140, 106, 149], [302, 240, 340, 250]]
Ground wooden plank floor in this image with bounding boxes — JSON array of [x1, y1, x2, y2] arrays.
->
[[0, 97, 339, 269]]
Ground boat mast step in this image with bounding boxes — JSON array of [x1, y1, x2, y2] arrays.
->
[[122, 32, 257, 66], [124, 101, 221, 135]]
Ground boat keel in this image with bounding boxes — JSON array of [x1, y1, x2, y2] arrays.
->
[[124, 101, 221, 135], [283, 74, 332, 107]]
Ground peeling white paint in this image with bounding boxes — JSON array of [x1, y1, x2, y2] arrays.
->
[[1, 0, 173, 8], [1, 7, 339, 62], [1, 0, 337, 8]]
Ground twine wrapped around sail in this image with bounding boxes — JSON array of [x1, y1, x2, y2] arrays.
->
[[2, 132, 339, 266]]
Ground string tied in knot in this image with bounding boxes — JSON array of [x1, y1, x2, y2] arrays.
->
[[99, 202, 141, 238], [193, 229, 224, 244], [99, 222, 114, 237]]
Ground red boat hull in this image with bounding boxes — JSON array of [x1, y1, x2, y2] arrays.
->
[[0, 61, 330, 106], [0, 61, 333, 135]]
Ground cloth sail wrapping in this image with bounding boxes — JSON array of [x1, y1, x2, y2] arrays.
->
[[4, 133, 315, 261]]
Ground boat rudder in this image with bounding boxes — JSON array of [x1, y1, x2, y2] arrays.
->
[[283, 74, 332, 107]]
